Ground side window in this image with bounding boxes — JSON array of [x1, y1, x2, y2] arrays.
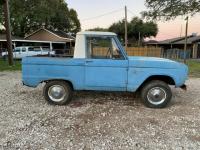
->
[[87, 36, 124, 59], [34, 47, 41, 52], [14, 48, 20, 52], [28, 47, 34, 51], [22, 47, 26, 52]]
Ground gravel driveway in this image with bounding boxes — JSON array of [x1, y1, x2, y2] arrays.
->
[[0, 71, 200, 149]]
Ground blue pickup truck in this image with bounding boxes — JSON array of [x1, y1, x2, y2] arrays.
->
[[22, 31, 188, 108]]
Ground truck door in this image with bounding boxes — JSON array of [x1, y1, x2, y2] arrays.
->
[[85, 36, 128, 91]]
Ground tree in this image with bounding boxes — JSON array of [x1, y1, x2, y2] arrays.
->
[[0, 1, 3, 25], [108, 17, 158, 43], [143, 0, 200, 20], [0, 0, 81, 37], [87, 27, 108, 32]]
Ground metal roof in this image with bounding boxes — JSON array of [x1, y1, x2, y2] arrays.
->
[[25, 28, 75, 41], [174, 35, 200, 44], [158, 36, 193, 44], [0, 34, 24, 40]]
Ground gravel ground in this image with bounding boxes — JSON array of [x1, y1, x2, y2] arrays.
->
[[0, 71, 200, 150]]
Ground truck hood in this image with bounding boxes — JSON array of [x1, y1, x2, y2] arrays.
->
[[128, 56, 184, 69]]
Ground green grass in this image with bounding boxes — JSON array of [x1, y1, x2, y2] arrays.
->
[[0, 59, 21, 71], [187, 60, 200, 78]]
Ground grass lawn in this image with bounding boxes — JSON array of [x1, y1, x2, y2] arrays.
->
[[0, 58, 200, 78], [187, 60, 200, 78], [0, 59, 21, 71]]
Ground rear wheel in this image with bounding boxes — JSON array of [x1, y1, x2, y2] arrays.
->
[[43, 81, 73, 105], [141, 80, 172, 108]]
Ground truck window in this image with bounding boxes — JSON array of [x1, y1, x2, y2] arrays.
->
[[28, 47, 34, 51], [14, 48, 20, 52], [22, 47, 26, 52], [86, 36, 124, 59]]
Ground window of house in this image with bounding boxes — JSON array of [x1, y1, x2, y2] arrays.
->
[[86, 36, 124, 59]]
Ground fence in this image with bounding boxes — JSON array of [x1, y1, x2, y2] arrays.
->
[[126, 47, 162, 57], [61, 47, 191, 60], [92, 47, 162, 57], [162, 48, 191, 59]]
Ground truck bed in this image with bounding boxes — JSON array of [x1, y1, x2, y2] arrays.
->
[[22, 56, 85, 88]]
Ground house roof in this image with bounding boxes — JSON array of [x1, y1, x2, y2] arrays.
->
[[0, 34, 66, 43], [0, 34, 24, 41], [25, 28, 75, 41], [145, 40, 158, 44], [158, 35, 194, 44], [49, 30, 75, 40], [174, 35, 200, 44]]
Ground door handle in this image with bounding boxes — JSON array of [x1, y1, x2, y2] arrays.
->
[[86, 60, 93, 63]]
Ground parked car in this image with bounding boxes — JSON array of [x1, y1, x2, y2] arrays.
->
[[2, 46, 55, 59], [22, 31, 188, 108], [0, 48, 7, 57]]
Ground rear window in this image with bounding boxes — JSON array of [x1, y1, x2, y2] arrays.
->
[[28, 47, 34, 51]]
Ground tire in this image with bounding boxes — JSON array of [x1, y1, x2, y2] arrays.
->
[[43, 81, 73, 105], [141, 80, 172, 108]]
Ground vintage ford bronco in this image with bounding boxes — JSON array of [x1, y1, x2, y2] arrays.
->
[[22, 31, 188, 108]]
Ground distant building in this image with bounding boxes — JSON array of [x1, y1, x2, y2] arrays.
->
[[147, 35, 200, 58], [0, 28, 75, 55], [25, 28, 75, 53]]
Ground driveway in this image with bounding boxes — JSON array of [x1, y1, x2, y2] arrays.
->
[[0, 71, 200, 149]]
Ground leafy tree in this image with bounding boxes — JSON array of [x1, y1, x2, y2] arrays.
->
[[87, 27, 108, 32], [0, 0, 81, 37], [0, 1, 3, 25], [143, 0, 200, 20], [108, 17, 158, 43]]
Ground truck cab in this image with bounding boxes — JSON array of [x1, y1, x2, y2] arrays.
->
[[22, 31, 188, 108]]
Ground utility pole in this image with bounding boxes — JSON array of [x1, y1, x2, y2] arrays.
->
[[138, 32, 141, 46], [184, 16, 188, 64], [3, 0, 13, 66], [124, 6, 128, 50], [180, 24, 182, 37]]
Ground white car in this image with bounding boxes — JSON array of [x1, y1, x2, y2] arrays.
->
[[2, 46, 55, 59]]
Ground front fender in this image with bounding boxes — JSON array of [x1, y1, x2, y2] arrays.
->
[[127, 67, 185, 92]]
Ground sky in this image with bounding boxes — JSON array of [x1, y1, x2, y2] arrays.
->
[[67, 0, 200, 41]]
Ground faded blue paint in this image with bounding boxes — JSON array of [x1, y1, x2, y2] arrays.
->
[[22, 35, 188, 92]]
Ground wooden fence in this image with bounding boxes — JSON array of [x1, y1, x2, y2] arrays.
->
[[65, 47, 162, 57], [126, 47, 162, 57], [92, 47, 162, 57]]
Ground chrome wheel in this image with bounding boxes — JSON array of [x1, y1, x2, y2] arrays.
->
[[48, 85, 67, 102], [147, 87, 167, 105]]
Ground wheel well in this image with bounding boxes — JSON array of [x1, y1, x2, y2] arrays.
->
[[138, 75, 175, 91], [43, 79, 74, 90]]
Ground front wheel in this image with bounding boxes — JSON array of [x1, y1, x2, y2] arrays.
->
[[141, 80, 172, 108], [43, 81, 73, 105]]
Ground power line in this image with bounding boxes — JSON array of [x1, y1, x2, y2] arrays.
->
[[81, 8, 123, 22], [127, 9, 137, 16]]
